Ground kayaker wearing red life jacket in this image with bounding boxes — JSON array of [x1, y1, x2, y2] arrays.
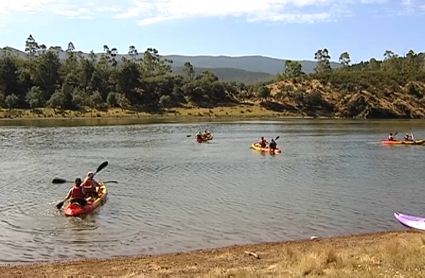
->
[[82, 171, 100, 198], [63, 178, 87, 206], [259, 137, 268, 148]]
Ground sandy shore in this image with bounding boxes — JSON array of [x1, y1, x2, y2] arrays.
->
[[1, 230, 424, 277]]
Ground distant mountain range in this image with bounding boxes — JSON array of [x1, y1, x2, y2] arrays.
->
[[0, 46, 342, 84]]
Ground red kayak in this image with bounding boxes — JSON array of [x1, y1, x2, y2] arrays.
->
[[64, 182, 108, 217], [196, 133, 213, 143]]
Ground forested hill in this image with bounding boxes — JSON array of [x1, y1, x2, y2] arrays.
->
[[0, 46, 341, 84], [3, 35, 425, 120], [172, 66, 274, 84]]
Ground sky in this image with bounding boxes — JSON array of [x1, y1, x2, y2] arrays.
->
[[0, 0, 424, 62]]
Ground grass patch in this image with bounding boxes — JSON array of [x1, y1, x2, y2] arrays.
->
[[0, 104, 309, 121]]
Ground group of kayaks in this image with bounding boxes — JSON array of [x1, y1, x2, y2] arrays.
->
[[55, 131, 424, 219], [194, 131, 282, 154]]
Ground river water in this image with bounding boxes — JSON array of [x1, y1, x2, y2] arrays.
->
[[0, 118, 424, 264]]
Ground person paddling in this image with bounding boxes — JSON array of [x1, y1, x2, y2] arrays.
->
[[259, 137, 268, 148], [404, 133, 413, 141], [388, 133, 395, 141], [269, 138, 277, 151], [63, 178, 87, 207], [82, 172, 100, 198]]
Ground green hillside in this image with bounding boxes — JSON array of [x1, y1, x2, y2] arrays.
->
[[172, 66, 274, 84], [0, 45, 341, 84]]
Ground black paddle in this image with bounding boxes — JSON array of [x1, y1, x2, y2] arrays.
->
[[52, 179, 118, 184], [55, 161, 109, 209]]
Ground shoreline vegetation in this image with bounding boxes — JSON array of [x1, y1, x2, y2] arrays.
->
[[0, 105, 318, 121], [1, 230, 424, 277], [1, 36, 425, 121]]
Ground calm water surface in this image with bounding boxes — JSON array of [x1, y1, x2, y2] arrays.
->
[[0, 119, 425, 264]]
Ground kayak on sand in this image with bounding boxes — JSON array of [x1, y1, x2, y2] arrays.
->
[[251, 143, 282, 153], [381, 139, 425, 145], [64, 182, 108, 217], [394, 212, 425, 231]]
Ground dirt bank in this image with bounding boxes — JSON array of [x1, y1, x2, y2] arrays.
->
[[1, 230, 424, 277]]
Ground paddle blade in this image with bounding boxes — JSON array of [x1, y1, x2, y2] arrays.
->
[[56, 201, 64, 209], [95, 161, 108, 174], [103, 180, 118, 184], [52, 178, 68, 184], [275, 136, 280, 141], [186, 135, 192, 137]]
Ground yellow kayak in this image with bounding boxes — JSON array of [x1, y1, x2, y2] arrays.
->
[[251, 143, 282, 153], [381, 139, 425, 145]]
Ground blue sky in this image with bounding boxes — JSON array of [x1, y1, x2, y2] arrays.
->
[[0, 0, 424, 62]]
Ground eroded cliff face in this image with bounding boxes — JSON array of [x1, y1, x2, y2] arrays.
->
[[268, 79, 425, 119]]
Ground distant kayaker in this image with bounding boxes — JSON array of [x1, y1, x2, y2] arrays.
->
[[403, 133, 413, 141], [196, 132, 203, 139], [259, 137, 268, 148], [64, 178, 87, 206], [203, 130, 211, 136], [269, 139, 277, 150], [388, 133, 395, 141], [82, 172, 100, 198]]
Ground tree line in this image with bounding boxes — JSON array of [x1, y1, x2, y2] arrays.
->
[[280, 48, 425, 79], [0, 35, 425, 112], [0, 35, 246, 111]]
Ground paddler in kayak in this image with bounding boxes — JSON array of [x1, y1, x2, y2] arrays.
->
[[269, 139, 277, 151], [259, 137, 268, 148], [203, 130, 211, 137], [404, 133, 413, 141], [63, 178, 87, 206], [195, 132, 203, 140], [82, 171, 100, 198], [388, 133, 395, 141]]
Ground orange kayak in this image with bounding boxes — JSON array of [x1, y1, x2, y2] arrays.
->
[[64, 182, 108, 217]]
